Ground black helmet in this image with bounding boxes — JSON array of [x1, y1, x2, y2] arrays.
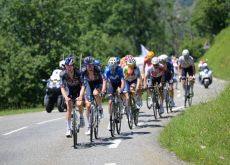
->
[[84, 56, 95, 65]]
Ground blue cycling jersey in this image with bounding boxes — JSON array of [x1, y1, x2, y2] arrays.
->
[[104, 66, 124, 84], [166, 61, 174, 75]]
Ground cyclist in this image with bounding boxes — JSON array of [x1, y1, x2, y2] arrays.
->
[[60, 56, 85, 138], [159, 54, 175, 107], [144, 57, 166, 114], [102, 57, 125, 130], [123, 55, 142, 110], [142, 51, 155, 78], [81, 56, 104, 135], [178, 49, 195, 96]]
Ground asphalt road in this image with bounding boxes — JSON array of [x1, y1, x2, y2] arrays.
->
[[0, 78, 227, 165]]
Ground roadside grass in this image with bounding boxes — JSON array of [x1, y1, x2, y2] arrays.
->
[[160, 83, 230, 165], [201, 26, 230, 80], [0, 107, 44, 116]]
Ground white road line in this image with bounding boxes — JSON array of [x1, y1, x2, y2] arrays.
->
[[36, 117, 64, 125], [108, 139, 122, 149], [105, 163, 116, 165], [3, 126, 28, 135]]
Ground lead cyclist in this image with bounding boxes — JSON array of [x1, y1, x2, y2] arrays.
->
[[178, 49, 196, 96]]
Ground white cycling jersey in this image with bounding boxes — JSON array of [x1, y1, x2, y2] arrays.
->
[[178, 56, 194, 68]]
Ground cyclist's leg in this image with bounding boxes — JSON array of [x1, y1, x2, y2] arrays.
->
[[181, 68, 187, 96], [167, 74, 175, 106], [76, 96, 85, 128], [93, 83, 103, 118], [188, 66, 195, 95], [84, 81, 93, 134], [65, 98, 73, 137], [124, 80, 131, 107]]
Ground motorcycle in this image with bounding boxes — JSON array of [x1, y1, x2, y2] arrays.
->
[[199, 68, 213, 88], [43, 69, 65, 113]]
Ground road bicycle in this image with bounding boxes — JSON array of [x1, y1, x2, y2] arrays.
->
[[148, 84, 162, 120], [72, 101, 79, 149], [184, 77, 193, 107], [110, 92, 124, 137], [125, 89, 139, 129], [89, 95, 100, 142], [163, 82, 173, 113], [146, 78, 153, 109]]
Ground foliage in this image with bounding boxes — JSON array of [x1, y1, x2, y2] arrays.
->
[[0, 0, 166, 108], [192, 0, 230, 36]]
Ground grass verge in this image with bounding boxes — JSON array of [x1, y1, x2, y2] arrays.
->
[[0, 107, 44, 116], [160, 83, 230, 165]]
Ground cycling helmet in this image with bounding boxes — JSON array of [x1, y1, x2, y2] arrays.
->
[[126, 56, 136, 66], [182, 49, 189, 58], [94, 59, 101, 66], [159, 54, 168, 63], [125, 54, 133, 62], [59, 60, 65, 69], [151, 57, 159, 65], [108, 57, 117, 69], [146, 51, 154, 59], [65, 57, 74, 65], [84, 56, 95, 65]]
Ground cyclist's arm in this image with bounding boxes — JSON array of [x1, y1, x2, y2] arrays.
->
[[61, 86, 70, 101], [142, 62, 146, 76], [192, 64, 196, 76], [102, 79, 107, 94], [79, 85, 85, 100]]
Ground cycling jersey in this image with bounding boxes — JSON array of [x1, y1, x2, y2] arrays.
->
[[146, 64, 165, 78], [178, 56, 194, 68], [104, 66, 124, 98], [104, 66, 124, 84], [60, 68, 82, 100], [81, 65, 103, 101], [123, 65, 141, 82]]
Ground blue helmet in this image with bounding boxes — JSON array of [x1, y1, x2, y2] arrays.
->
[[65, 57, 74, 65], [84, 56, 95, 65], [94, 59, 101, 66]]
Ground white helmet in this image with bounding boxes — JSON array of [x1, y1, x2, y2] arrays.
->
[[182, 49, 189, 58], [127, 56, 136, 65], [159, 54, 168, 63], [108, 57, 117, 68], [203, 63, 208, 67], [151, 57, 159, 65], [59, 60, 65, 69]]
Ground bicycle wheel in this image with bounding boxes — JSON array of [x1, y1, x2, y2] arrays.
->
[[126, 97, 133, 129], [188, 86, 193, 106], [110, 103, 116, 137], [146, 89, 152, 109], [134, 108, 139, 126], [165, 90, 169, 113], [90, 105, 94, 142], [152, 92, 158, 120], [116, 104, 122, 134], [94, 105, 99, 139], [72, 109, 78, 148]]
